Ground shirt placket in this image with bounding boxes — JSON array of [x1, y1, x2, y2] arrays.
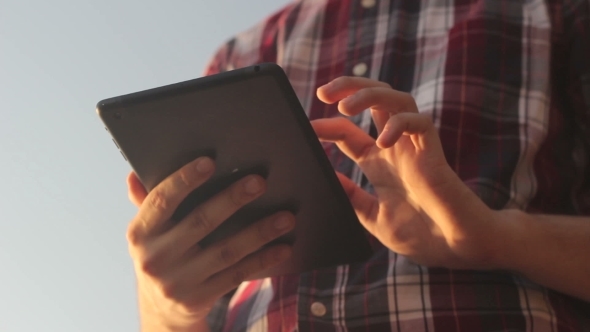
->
[[345, 0, 388, 186], [296, 2, 384, 330]]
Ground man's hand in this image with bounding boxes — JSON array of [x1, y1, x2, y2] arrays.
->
[[312, 77, 508, 270], [126, 158, 294, 332]]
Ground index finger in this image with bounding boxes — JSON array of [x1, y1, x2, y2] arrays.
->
[[128, 157, 216, 243], [317, 76, 391, 104], [311, 117, 376, 162]]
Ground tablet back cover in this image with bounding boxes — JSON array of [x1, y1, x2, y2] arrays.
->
[[98, 63, 373, 277]]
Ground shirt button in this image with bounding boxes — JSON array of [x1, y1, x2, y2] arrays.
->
[[310, 302, 327, 317], [361, 0, 376, 9], [352, 62, 368, 77]]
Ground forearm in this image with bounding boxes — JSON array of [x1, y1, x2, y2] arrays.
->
[[495, 209, 590, 301]]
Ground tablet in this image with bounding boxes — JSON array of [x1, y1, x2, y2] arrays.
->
[[96, 63, 373, 277]]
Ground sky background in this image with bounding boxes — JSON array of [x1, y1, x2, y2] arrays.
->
[[0, 1, 291, 331]]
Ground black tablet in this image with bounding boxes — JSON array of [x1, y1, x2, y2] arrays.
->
[[97, 63, 373, 277]]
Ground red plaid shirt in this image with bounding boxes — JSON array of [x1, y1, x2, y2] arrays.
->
[[204, 0, 590, 330]]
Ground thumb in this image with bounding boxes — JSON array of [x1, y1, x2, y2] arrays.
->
[[335, 172, 379, 228]]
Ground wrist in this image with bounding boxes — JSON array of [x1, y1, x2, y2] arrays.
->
[[488, 208, 529, 272]]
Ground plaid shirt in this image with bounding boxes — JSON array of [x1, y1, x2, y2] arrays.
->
[[204, 0, 590, 330]]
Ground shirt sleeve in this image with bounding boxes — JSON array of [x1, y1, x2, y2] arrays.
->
[[202, 38, 236, 76]]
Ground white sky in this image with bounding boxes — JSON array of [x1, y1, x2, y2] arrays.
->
[[0, 0, 291, 330]]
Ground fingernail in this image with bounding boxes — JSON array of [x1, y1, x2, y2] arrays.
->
[[244, 177, 261, 194], [274, 215, 293, 230], [196, 158, 213, 173]]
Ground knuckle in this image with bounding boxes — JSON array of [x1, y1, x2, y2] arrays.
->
[[191, 209, 213, 233], [334, 76, 353, 88], [230, 267, 248, 287], [177, 168, 192, 187], [176, 301, 199, 315], [389, 223, 413, 244], [258, 220, 274, 243], [366, 86, 382, 94], [230, 191, 243, 207], [354, 88, 370, 100], [148, 190, 169, 211], [218, 246, 238, 265], [230, 186, 248, 207], [366, 87, 386, 101], [401, 93, 418, 110], [126, 222, 142, 247], [139, 253, 161, 276], [161, 281, 179, 299]]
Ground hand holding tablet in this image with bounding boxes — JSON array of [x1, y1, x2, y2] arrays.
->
[[97, 63, 372, 278]]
